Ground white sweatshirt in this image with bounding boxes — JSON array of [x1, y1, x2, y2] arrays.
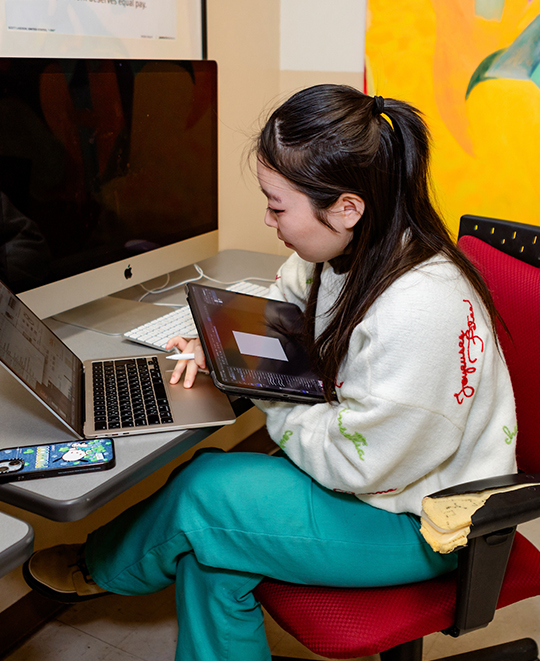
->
[[256, 252, 517, 516]]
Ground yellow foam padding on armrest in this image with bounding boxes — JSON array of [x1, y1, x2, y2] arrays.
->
[[420, 518, 470, 554], [420, 483, 534, 554]]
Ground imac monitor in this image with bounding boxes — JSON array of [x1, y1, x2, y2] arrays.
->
[[0, 58, 218, 320]]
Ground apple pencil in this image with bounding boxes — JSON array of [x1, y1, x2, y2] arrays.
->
[[166, 352, 196, 361]]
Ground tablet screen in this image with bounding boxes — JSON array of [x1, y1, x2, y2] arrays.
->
[[187, 284, 326, 403]]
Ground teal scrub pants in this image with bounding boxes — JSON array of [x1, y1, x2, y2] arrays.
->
[[85, 450, 456, 661]]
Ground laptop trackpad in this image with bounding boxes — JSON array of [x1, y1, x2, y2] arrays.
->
[[165, 370, 236, 428]]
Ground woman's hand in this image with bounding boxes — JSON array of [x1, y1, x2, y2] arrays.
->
[[165, 336, 206, 388]]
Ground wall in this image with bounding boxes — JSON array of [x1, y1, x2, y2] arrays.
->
[[207, 0, 283, 257], [0, 0, 366, 611], [215, 0, 367, 258]]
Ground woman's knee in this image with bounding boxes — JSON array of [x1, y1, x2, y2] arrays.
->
[[172, 449, 234, 492], [167, 447, 225, 484], [166, 450, 248, 513], [169, 450, 307, 517]]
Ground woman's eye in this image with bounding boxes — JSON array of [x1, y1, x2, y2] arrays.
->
[[267, 206, 284, 215]]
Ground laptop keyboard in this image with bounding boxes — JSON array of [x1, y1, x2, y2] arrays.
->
[[91, 357, 173, 431], [123, 281, 270, 352]]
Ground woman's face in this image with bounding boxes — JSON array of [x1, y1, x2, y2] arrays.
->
[[257, 161, 362, 263]]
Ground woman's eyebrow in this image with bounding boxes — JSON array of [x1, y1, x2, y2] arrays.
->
[[259, 185, 282, 203]]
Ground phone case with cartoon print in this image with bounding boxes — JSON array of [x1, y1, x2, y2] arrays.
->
[[0, 439, 115, 482]]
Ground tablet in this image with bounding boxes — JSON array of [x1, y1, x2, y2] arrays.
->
[[186, 283, 327, 403]]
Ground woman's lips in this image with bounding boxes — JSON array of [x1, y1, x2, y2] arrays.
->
[[278, 234, 293, 249]]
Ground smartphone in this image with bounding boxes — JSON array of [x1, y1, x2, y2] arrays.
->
[[0, 439, 115, 482]]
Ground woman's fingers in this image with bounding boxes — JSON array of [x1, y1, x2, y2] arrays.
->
[[165, 336, 189, 353], [167, 337, 205, 388]]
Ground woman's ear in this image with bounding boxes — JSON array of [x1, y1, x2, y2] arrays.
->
[[331, 193, 365, 230]]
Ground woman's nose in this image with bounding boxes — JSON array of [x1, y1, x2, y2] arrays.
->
[[264, 210, 278, 228]]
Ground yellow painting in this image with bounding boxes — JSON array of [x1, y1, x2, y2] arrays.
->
[[365, 0, 540, 236]]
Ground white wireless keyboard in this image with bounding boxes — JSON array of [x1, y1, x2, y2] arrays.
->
[[123, 306, 198, 350], [123, 280, 270, 351]]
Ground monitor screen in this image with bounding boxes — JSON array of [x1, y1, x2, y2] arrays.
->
[[0, 58, 218, 319]]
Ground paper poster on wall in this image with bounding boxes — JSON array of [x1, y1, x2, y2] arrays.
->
[[5, 0, 177, 40]]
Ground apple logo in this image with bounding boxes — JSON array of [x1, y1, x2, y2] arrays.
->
[[124, 264, 133, 280]]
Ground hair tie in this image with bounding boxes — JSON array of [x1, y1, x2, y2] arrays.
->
[[372, 95, 385, 116]]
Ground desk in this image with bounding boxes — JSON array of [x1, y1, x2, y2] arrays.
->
[[0, 250, 285, 522], [0, 512, 33, 577]]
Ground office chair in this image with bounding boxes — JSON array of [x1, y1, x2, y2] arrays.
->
[[254, 215, 540, 661]]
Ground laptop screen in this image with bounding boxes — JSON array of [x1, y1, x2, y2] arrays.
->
[[187, 284, 326, 402], [0, 279, 81, 430]]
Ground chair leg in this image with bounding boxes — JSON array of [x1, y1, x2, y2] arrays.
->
[[380, 638, 423, 661], [434, 638, 538, 661]]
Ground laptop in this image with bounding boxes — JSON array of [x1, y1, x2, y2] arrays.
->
[[186, 283, 330, 404], [0, 279, 236, 439]]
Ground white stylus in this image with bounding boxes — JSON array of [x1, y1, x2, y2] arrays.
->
[[166, 353, 196, 361]]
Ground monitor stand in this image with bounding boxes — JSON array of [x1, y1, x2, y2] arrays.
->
[[52, 296, 167, 336]]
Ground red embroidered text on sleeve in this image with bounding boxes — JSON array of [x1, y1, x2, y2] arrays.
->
[[454, 299, 484, 405]]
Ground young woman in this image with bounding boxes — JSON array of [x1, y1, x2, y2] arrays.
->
[[24, 85, 517, 661]]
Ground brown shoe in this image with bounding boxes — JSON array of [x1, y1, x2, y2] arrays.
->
[[23, 544, 110, 603]]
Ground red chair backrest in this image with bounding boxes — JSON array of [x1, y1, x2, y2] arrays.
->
[[458, 235, 540, 472]]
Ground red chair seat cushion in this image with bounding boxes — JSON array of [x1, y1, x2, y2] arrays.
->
[[255, 533, 540, 659]]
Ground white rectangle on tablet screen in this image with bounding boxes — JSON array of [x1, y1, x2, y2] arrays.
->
[[232, 331, 288, 362]]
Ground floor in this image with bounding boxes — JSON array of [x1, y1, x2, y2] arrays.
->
[[4, 430, 540, 660]]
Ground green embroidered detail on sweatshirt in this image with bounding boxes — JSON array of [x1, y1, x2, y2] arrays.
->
[[279, 430, 293, 449], [306, 277, 313, 285], [338, 409, 367, 460], [503, 424, 517, 445]]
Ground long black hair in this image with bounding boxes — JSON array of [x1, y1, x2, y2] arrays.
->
[[256, 84, 500, 401]]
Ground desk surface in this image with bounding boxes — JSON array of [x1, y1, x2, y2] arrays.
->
[[0, 250, 285, 522], [0, 512, 33, 578]]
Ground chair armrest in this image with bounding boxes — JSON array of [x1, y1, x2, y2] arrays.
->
[[469, 482, 540, 537], [430, 472, 540, 498], [428, 472, 540, 538], [427, 473, 540, 637]]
